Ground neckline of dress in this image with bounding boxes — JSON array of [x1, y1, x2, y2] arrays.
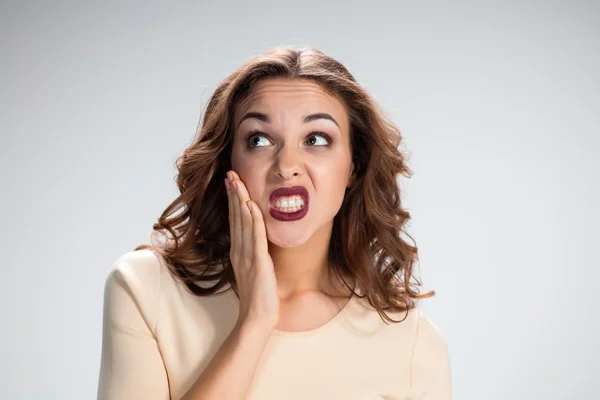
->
[[228, 283, 359, 339]]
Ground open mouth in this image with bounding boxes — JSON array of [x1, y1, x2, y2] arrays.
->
[[269, 186, 310, 222], [269, 186, 310, 211], [270, 196, 307, 213], [269, 201, 309, 221]]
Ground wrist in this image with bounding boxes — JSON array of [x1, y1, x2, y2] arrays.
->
[[235, 319, 275, 339]]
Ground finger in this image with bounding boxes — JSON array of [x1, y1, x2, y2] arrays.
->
[[225, 176, 236, 256], [225, 177, 232, 239], [225, 176, 242, 292], [232, 177, 254, 265], [229, 173, 242, 263], [247, 199, 269, 264]]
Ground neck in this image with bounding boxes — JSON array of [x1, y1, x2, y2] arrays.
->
[[267, 220, 353, 300]]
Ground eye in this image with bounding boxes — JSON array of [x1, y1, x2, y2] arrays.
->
[[245, 130, 332, 148], [247, 133, 270, 147], [305, 133, 331, 146]]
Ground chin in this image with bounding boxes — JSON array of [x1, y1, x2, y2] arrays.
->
[[265, 226, 312, 248]]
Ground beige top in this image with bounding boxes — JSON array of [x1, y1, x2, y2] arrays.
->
[[97, 249, 452, 400]]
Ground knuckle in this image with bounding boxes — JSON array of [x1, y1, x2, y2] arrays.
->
[[240, 208, 252, 222]]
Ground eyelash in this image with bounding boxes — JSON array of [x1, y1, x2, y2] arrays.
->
[[244, 130, 333, 148]]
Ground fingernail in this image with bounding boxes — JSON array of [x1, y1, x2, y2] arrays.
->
[[224, 178, 230, 189], [232, 180, 238, 191]]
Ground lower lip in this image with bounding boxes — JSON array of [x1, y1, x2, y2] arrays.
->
[[269, 203, 309, 221]]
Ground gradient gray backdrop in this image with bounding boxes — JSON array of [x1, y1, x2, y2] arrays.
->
[[1, 1, 598, 399]]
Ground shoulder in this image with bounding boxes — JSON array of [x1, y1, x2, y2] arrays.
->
[[411, 308, 450, 363], [416, 310, 447, 345], [107, 249, 162, 283], [407, 309, 453, 398], [104, 249, 163, 308], [101, 249, 166, 336], [384, 306, 446, 339]]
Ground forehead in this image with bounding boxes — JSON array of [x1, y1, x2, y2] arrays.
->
[[233, 78, 348, 128]]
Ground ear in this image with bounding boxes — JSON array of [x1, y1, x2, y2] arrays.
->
[[347, 162, 356, 188]]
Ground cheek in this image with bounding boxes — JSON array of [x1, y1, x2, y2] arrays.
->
[[230, 155, 255, 182], [234, 170, 266, 202], [313, 157, 350, 182], [312, 163, 351, 203], [230, 145, 244, 170]]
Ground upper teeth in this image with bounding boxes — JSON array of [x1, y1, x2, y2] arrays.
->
[[274, 195, 305, 208]]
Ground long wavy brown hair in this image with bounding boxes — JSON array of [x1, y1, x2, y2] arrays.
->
[[135, 45, 434, 324]]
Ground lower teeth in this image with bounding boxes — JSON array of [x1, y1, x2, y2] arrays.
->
[[275, 206, 304, 213]]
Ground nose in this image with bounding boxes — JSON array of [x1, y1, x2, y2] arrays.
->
[[273, 143, 302, 180]]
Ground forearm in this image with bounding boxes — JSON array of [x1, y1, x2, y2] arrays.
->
[[181, 321, 273, 400]]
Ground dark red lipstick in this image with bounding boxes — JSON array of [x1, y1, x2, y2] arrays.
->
[[269, 186, 310, 222]]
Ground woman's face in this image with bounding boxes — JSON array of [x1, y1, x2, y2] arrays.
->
[[231, 77, 355, 248]]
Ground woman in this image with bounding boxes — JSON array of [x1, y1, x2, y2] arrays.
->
[[97, 46, 452, 400]]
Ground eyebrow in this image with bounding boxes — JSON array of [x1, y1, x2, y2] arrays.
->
[[237, 112, 340, 130]]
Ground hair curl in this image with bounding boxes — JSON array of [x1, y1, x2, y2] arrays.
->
[[135, 45, 434, 324]]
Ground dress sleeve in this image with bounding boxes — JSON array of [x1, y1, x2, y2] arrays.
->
[[97, 252, 171, 400], [408, 310, 453, 400]]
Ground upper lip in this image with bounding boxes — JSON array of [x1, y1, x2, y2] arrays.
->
[[269, 186, 310, 205]]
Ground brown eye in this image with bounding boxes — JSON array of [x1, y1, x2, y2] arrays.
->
[[247, 133, 270, 147], [306, 133, 331, 146], [244, 130, 332, 148]]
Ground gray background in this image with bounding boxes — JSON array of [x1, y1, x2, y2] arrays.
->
[[1, 1, 598, 399]]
